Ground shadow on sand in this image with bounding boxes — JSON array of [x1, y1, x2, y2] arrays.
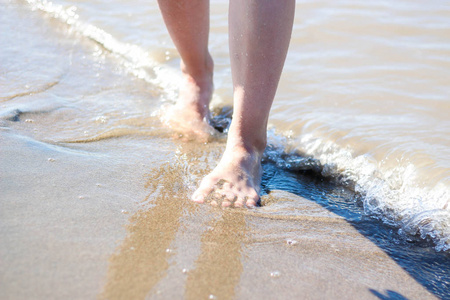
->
[[100, 143, 247, 300], [260, 160, 450, 300], [100, 138, 449, 299]]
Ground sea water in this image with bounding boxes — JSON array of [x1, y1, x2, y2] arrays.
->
[[2, 0, 450, 298], [5, 0, 448, 252]]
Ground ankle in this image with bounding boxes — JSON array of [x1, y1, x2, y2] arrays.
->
[[227, 123, 267, 155], [176, 54, 214, 117], [226, 135, 266, 158], [180, 53, 214, 85]]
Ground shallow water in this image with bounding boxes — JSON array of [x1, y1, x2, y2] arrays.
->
[[6, 0, 448, 251], [1, 0, 450, 299]]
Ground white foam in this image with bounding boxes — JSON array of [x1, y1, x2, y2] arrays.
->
[[24, 0, 450, 252], [25, 0, 181, 101], [296, 133, 450, 252]]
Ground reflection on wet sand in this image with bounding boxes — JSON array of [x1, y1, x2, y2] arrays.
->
[[100, 142, 247, 299], [98, 140, 447, 300], [185, 211, 246, 300], [99, 161, 186, 300]]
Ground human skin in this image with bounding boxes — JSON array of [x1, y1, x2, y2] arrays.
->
[[158, 0, 295, 207], [157, 0, 215, 140]]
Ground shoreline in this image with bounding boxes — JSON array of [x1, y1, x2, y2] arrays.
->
[[1, 131, 448, 299], [1, 2, 449, 298]]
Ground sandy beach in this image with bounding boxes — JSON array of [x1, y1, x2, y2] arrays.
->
[[1, 132, 446, 299], [1, 1, 450, 299]]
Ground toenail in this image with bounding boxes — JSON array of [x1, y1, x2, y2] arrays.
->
[[222, 201, 232, 207], [191, 194, 203, 203], [246, 201, 257, 208]]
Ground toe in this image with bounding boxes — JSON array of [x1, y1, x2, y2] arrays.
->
[[234, 196, 246, 208], [191, 176, 217, 203], [245, 190, 259, 207], [233, 200, 244, 208], [245, 198, 258, 208], [221, 194, 237, 208], [191, 192, 207, 203], [222, 200, 233, 208], [218, 189, 235, 201], [191, 188, 208, 203]]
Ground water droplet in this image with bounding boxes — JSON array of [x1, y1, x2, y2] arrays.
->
[[286, 239, 298, 246], [182, 268, 188, 274], [48, 158, 56, 162], [121, 210, 128, 214], [95, 116, 108, 123], [96, 183, 101, 187], [78, 195, 85, 199], [166, 248, 173, 253], [208, 295, 216, 299], [270, 271, 281, 278], [25, 119, 34, 123]]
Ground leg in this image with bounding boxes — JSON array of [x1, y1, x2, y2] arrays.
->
[[192, 0, 295, 207], [157, 0, 215, 140]]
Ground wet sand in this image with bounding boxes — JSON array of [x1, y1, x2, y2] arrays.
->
[[1, 2, 450, 300], [0, 134, 444, 299]]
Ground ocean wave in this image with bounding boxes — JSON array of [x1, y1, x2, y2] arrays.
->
[[265, 131, 450, 252], [23, 0, 181, 101]]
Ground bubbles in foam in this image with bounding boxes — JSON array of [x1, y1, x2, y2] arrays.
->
[[286, 239, 298, 246], [23, 0, 449, 252], [265, 130, 450, 252], [270, 271, 281, 278], [24, 0, 181, 101]]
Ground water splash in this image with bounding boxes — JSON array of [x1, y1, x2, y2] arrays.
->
[[22, 0, 450, 252], [264, 130, 450, 252], [24, 0, 181, 101]]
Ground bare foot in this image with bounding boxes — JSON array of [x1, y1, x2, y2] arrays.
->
[[162, 59, 216, 141], [191, 145, 263, 208]]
